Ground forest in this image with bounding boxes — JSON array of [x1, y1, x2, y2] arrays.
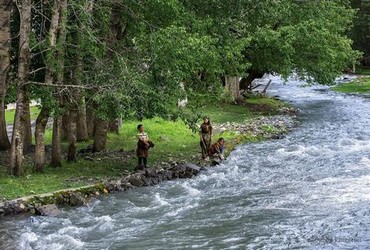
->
[[0, 0, 369, 178]]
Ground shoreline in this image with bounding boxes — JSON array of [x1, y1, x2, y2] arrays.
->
[[0, 110, 299, 218]]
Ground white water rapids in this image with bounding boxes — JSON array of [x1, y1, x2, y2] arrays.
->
[[2, 75, 370, 249]]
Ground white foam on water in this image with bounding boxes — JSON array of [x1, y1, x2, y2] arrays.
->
[[58, 226, 85, 236], [222, 237, 244, 243], [18, 232, 38, 250], [180, 181, 201, 196], [164, 202, 199, 217], [93, 215, 115, 232], [43, 234, 85, 249], [152, 192, 170, 206]]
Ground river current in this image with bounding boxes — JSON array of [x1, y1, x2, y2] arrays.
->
[[1, 75, 370, 249]]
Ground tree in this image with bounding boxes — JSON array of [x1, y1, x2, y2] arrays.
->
[[50, 0, 68, 167], [0, 0, 12, 150], [34, 0, 60, 172], [9, 0, 32, 176], [181, 0, 359, 99], [350, 0, 370, 64]]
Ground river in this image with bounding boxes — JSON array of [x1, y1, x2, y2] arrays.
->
[[1, 75, 370, 249]]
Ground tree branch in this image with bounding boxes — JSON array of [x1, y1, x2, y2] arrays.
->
[[26, 81, 113, 90]]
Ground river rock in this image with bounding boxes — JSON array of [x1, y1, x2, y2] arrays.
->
[[69, 193, 86, 206], [35, 204, 62, 217], [122, 181, 134, 190], [145, 168, 158, 178], [211, 159, 221, 166], [184, 163, 201, 174], [129, 176, 144, 187], [105, 181, 117, 192], [141, 177, 152, 186], [150, 178, 159, 185], [164, 170, 173, 180]]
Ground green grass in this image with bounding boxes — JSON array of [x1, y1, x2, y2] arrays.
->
[[203, 103, 254, 123], [5, 106, 40, 125], [0, 96, 288, 199], [332, 77, 370, 94], [0, 159, 130, 199], [355, 67, 370, 75]]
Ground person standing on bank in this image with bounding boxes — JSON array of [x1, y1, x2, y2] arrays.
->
[[199, 117, 212, 161], [136, 124, 152, 169]]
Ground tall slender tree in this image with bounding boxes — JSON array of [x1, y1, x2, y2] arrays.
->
[[34, 0, 60, 172], [50, 0, 68, 167], [9, 0, 32, 176], [93, 0, 123, 152], [0, 0, 12, 150]]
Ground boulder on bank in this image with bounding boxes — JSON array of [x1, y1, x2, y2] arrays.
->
[[128, 175, 144, 187], [69, 193, 86, 206], [35, 204, 62, 216]]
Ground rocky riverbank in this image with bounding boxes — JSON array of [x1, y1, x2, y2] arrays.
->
[[0, 110, 299, 218]]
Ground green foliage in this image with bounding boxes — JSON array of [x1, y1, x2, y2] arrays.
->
[[350, 0, 370, 59]]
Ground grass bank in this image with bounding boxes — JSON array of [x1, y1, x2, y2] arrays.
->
[[332, 77, 370, 94], [0, 96, 290, 200]]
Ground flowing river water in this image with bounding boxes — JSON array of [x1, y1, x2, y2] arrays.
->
[[2, 75, 370, 249]]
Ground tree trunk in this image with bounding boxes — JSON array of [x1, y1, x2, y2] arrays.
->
[[105, 2, 124, 136], [50, 0, 67, 167], [239, 69, 264, 90], [86, 99, 95, 138], [33, 0, 60, 170], [22, 93, 32, 148], [225, 76, 240, 101], [0, 0, 12, 150], [76, 97, 88, 141], [108, 118, 121, 134], [61, 111, 68, 140], [50, 117, 62, 167], [74, 58, 88, 141], [9, 0, 32, 176], [67, 109, 77, 162], [34, 107, 49, 172], [93, 119, 108, 152]]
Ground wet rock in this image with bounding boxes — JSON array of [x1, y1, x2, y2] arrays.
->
[[270, 134, 285, 139], [211, 159, 221, 166], [69, 193, 86, 206], [151, 178, 159, 185], [105, 181, 117, 192], [145, 168, 158, 178], [129, 176, 144, 187], [185, 163, 201, 174], [122, 181, 134, 190], [181, 171, 193, 178], [164, 170, 173, 180], [35, 204, 62, 217], [141, 177, 152, 186], [8, 203, 28, 214]]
